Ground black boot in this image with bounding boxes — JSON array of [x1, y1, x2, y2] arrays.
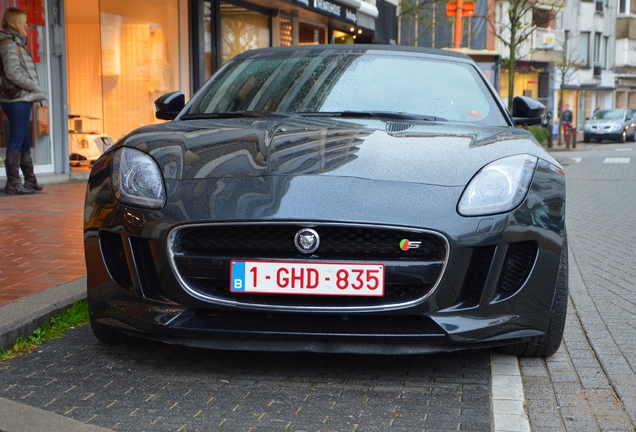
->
[[4, 149, 34, 194], [20, 151, 43, 191]]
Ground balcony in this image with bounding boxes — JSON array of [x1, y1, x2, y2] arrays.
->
[[532, 28, 564, 51], [616, 17, 636, 39]]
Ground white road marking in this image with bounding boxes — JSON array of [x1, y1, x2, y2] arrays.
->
[[615, 148, 632, 151], [491, 352, 531, 432], [572, 157, 582, 163], [603, 158, 630, 164]]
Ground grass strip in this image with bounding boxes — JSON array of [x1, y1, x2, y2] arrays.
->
[[0, 300, 89, 363]]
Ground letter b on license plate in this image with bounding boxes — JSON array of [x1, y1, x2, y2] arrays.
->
[[230, 260, 384, 296]]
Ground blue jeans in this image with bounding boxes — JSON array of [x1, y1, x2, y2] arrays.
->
[[1, 102, 33, 153]]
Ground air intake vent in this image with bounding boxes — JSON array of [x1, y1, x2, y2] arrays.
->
[[459, 245, 496, 308], [100, 231, 133, 290], [386, 122, 414, 133], [497, 241, 537, 299]]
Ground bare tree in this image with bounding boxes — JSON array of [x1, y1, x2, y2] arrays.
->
[[554, 31, 580, 147], [489, 0, 564, 111]]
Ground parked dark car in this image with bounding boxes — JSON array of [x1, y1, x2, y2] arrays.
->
[[583, 108, 636, 143], [84, 45, 567, 357]]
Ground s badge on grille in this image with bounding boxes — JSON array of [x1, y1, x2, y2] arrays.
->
[[295, 228, 320, 254], [400, 239, 421, 251]]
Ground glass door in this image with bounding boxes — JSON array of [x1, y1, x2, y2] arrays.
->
[[0, 0, 52, 171]]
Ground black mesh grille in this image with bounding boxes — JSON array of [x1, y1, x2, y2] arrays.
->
[[129, 237, 161, 299], [175, 225, 445, 260], [100, 231, 133, 290], [171, 224, 447, 309], [460, 246, 496, 307], [498, 241, 537, 298]]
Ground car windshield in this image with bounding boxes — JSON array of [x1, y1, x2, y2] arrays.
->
[[592, 109, 625, 120], [183, 48, 507, 126]]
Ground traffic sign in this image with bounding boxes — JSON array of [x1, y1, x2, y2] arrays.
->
[[446, 2, 475, 16]]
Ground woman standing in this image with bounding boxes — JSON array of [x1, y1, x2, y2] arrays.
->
[[0, 7, 46, 194]]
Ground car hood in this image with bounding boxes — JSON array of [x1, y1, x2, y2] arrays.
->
[[586, 119, 624, 126], [118, 117, 558, 187]]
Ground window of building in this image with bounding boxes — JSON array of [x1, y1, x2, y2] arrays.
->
[[594, 32, 601, 63], [66, 0, 182, 145], [220, 2, 270, 66], [279, 16, 293, 46], [602, 36, 608, 69], [532, 8, 552, 28], [298, 21, 326, 45], [579, 32, 590, 67], [619, 0, 627, 13], [595, 0, 603, 12]]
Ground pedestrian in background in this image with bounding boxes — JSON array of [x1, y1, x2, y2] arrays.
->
[[0, 7, 46, 194], [542, 109, 553, 147]]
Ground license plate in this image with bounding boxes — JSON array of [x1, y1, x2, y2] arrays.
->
[[596, 130, 605, 134], [230, 260, 385, 296]]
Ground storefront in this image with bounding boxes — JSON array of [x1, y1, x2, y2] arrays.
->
[[65, 0, 187, 152], [192, 0, 378, 89], [0, 0, 53, 175]]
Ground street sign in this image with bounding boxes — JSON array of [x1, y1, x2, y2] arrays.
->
[[446, 2, 475, 16]]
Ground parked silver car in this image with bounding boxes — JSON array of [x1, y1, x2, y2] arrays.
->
[[583, 109, 636, 143]]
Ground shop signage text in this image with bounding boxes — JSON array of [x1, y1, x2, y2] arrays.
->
[[293, 0, 357, 24]]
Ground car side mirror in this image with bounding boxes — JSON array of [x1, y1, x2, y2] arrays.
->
[[155, 92, 185, 121], [512, 96, 545, 126]]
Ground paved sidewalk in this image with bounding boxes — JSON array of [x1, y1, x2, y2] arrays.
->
[[0, 180, 88, 348]]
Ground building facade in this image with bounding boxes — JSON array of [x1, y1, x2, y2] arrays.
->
[[0, 0, 398, 182]]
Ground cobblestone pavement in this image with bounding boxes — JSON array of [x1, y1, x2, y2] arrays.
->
[[521, 144, 636, 432], [0, 327, 491, 431]]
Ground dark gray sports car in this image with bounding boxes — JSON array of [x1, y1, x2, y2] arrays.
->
[[84, 45, 567, 357]]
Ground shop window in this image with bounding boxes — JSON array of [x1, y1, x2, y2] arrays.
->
[[298, 22, 326, 45], [279, 16, 292, 46], [66, 0, 181, 145], [220, 2, 270, 65], [0, 0, 51, 168], [334, 29, 355, 44]]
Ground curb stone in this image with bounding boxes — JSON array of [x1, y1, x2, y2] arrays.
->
[[0, 277, 87, 351]]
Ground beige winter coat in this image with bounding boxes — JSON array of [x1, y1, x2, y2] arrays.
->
[[0, 29, 46, 104]]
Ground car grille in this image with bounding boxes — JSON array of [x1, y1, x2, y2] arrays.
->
[[168, 223, 448, 311]]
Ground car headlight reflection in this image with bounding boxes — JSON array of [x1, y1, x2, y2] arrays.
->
[[458, 154, 538, 216], [112, 147, 166, 209]]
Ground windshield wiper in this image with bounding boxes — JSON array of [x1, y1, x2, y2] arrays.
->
[[180, 111, 292, 120], [296, 111, 446, 121]]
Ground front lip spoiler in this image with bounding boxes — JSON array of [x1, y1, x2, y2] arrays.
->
[[166, 221, 450, 314], [96, 316, 537, 355]]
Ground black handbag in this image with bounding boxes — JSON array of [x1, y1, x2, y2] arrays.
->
[[0, 37, 22, 99]]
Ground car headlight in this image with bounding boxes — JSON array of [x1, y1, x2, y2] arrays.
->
[[112, 147, 166, 209], [458, 154, 538, 216]]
